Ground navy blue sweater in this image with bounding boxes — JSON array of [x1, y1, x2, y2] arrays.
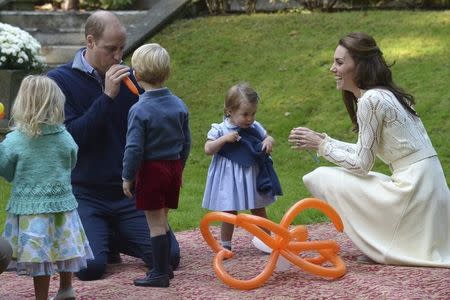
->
[[219, 127, 283, 196], [47, 51, 142, 198], [122, 88, 191, 181]]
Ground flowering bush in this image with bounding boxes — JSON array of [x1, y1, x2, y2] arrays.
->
[[0, 22, 46, 70]]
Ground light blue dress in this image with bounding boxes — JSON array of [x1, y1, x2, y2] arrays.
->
[[202, 118, 276, 211]]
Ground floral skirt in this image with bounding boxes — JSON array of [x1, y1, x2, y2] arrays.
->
[[2, 209, 94, 276]]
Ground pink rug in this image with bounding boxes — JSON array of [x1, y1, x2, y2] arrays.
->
[[1, 223, 449, 299]]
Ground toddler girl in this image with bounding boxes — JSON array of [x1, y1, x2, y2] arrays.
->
[[0, 75, 93, 300], [202, 82, 282, 251]]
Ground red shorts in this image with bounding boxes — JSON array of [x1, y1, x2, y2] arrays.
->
[[135, 159, 183, 210]]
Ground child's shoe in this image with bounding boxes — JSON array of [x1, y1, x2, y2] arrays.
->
[[220, 245, 232, 261], [49, 287, 75, 300], [252, 236, 291, 271], [221, 240, 232, 252], [251, 236, 272, 254], [274, 255, 291, 272]]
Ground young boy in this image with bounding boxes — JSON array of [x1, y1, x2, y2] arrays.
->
[[122, 43, 191, 287]]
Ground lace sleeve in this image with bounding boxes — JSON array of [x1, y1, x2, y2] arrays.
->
[[318, 94, 384, 175]]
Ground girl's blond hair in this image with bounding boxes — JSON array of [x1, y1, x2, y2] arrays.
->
[[131, 43, 170, 85], [11, 75, 65, 137], [224, 82, 259, 116]]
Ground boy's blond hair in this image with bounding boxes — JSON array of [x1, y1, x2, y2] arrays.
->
[[131, 43, 170, 85], [11, 75, 65, 137]]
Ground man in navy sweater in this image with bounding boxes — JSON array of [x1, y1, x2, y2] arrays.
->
[[47, 10, 180, 281]]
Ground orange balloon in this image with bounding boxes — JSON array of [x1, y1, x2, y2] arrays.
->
[[123, 76, 139, 96], [200, 198, 347, 290]]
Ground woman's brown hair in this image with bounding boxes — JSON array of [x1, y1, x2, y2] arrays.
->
[[339, 32, 418, 132]]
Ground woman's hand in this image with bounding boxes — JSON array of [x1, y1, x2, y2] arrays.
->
[[288, 127, 325, 150]]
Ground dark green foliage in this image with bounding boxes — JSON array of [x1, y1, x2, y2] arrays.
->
[[79, 0, 134, 10]]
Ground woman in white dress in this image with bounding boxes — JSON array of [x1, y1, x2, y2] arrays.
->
[[288, 32, 450, 267]]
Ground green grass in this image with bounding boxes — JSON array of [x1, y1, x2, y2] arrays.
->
[[0, 179, 11, 228], [1, 10, 449, 232]]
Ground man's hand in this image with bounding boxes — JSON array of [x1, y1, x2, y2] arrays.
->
[[104, 64, 131, 99]]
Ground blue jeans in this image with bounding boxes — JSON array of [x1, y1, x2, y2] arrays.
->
[[74, 188, 180, 281]]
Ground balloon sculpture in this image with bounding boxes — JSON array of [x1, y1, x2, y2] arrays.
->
[[200, 198, 347, 290]]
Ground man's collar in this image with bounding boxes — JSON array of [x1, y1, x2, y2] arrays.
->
[[80, 49, 96, 75], [72, 48, 90, 73], [72, 48, 103, 83]]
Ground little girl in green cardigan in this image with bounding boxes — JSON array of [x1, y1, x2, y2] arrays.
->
[[0, 75, 93, 300]]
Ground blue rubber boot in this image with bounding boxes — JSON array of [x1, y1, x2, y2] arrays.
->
[[133, 235, 170, 287]]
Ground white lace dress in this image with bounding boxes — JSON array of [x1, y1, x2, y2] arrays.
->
[[303, 88, 450, 267]]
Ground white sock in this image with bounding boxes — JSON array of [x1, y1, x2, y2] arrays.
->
[[221, 240, 232, 248]]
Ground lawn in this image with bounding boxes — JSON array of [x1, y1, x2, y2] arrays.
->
[[1, 10, 449, 232]]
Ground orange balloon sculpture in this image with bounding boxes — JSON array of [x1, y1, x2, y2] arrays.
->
[[200, 198, 347, 290]]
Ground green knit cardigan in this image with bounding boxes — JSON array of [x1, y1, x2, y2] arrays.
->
[[0, 125, 78, 215]]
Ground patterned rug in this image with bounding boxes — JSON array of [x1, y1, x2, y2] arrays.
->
[[1, 223, 449, 299]]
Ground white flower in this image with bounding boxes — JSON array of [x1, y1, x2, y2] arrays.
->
[[0, 22, 46, 70]]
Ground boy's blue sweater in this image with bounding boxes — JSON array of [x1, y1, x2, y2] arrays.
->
[[47, 51, 140, 198], [122, 88, 191, 181]]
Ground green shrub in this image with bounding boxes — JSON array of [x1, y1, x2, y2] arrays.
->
[[236, 0, 450, 13], [79, 0, 134, 10]]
